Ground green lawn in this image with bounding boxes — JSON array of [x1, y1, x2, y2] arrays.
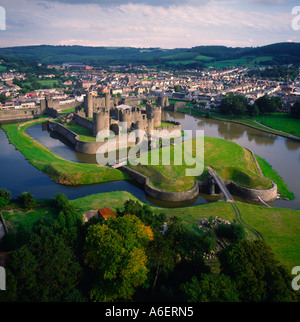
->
[[22, 79, 59, 89], [128, 136, 273, 192], [60, 120, 96, 142], [154, 121, 177, 129], [58, 107, 76, 115], [178, 108, 299, 139], [256, 155, 295, 200], [254, 113, 300, 138], [2, 119, 127, 185]]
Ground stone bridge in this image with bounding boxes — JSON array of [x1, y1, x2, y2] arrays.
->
[[207, 166, 234, 203]]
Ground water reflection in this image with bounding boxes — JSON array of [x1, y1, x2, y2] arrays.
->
[[217, 122, 245, 140], [285, 139, 300, 151], [5, 112, 300, 210], [165, 110, 300, 210]]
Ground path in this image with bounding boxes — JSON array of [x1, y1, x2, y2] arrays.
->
[[207, 166, 264, 241]]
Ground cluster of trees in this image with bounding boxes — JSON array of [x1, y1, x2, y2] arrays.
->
[[219, 93, 282, 116], [247, 66, 298, 81], [0, 194, 298, 302]]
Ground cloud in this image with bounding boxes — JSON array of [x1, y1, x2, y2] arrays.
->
[[0, 0, 296, 49], [30, 0, 209, 8]]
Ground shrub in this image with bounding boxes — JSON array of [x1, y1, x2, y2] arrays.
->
[[17, 192, 35, 209]]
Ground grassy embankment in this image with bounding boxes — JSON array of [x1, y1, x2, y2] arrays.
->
[[128, 136, 280, 193], [2, 191, 300, 271], [256, 155, 295, 200], [178, 107, 300, 139], [1, 119, 127, 185]]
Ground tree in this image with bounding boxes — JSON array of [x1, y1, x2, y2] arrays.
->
[[0, 188, 11, 202], [17, 192, 35, 209], [248, 103, 260, 117], [84, 215, 153, 302], [116, 199, 166, 230], [255, 94, 280, 114], [147, 231, 177, 288], [174, 85, 181, 92], [181, 274, 240, 302], [0, 188, 11, 209], [219, 93, 247, 115], [216, 222, 246, 242], [5, 223, 81, 302], [54, 193, 83, 229], [218, 240, 298, 302]]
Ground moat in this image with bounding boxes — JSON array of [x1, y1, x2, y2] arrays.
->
[[1, 110, 299, 209]]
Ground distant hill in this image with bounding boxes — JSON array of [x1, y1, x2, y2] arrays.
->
[[0, 42, 299, 68]]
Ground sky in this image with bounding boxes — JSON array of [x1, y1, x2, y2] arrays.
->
[[0, 0, 299, 48]]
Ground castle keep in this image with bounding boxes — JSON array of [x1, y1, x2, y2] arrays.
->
[[80, 92, 164, 137]]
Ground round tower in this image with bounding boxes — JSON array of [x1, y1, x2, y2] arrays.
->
[[93, 109, 110, 138], [146, 104, 161, 128], [84, 93, 93, 118], [119, 109, 133, 130], [157, 95, 169, 108]]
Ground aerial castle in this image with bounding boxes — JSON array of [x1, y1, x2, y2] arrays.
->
[[46, 92, 181, 154], [82, 93, 163, 137]]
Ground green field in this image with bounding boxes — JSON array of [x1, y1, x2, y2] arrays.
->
[[128, 136, 273, 192], [2, 119, 127, 185], [205, 56, 274, 68], [22, 79, 59, 89], [254, 113, 300, 138], [58, 107, 76, 115], [256, 155, 295, 200], [2, 191, 300, 271], [178, 108, 300, 140], [195, 55, 213, 61]]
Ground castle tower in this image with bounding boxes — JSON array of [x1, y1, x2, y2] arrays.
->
[[105, 93, 111, 110], [119, 109, 133, 130], [85, 93, 94, 118], [146, 103, 161, 128], [157, 95, 169, 108], [93, 108, 110, 137]]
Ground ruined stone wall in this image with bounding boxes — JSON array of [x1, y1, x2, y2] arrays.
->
[[73, 114, 93, 132], [45, 107, 58, 118], [0, 108, 43, 123], [48, 120, 137, 154], [121, 97, 142, 106]]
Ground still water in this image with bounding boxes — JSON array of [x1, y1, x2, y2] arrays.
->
[[163, 110, 300, 209], [0, 123, 209, 208], [1, 111, 299, 209]]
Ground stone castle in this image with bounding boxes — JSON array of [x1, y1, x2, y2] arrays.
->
[[80, 93, 169, 137], [44, 93, 181, 154]]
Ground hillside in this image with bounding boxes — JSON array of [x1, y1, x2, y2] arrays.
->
[[0, 42, 299, 68]]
